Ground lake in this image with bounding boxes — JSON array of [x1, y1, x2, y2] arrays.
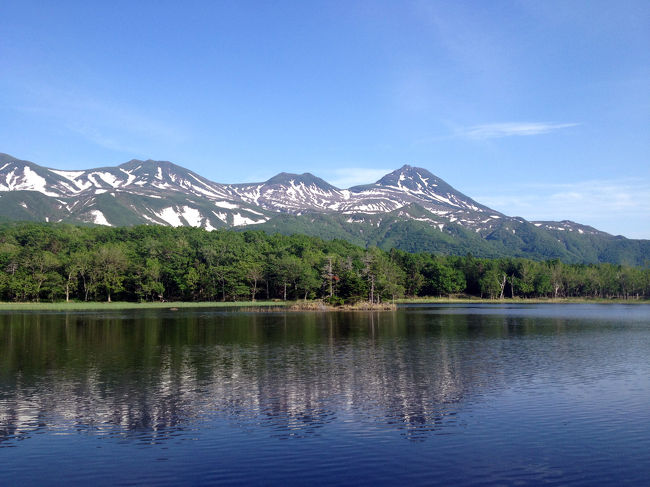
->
[[1, 304, 649, 486]]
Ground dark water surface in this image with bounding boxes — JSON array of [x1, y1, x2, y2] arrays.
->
[[1, 304, 649, 486]]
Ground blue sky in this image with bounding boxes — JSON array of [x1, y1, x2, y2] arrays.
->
[[1, 0, 648, 238]]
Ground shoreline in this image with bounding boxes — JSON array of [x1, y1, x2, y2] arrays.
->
[[0, 301, 286, 311], [397, 297, 650, 304], [0, 297, 647, 311]]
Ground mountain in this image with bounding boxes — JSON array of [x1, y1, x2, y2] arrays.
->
[[230, 172, 343, 212], [351, 164, 492, 212], [0, 153, 269, 230], [0, 152, 647, 265]]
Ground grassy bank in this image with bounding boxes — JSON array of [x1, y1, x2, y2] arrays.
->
[[0, 300, 397, 312], [0, 301, 287, 311], [397, 296, 650, 304], [1, 297, 647, 312]]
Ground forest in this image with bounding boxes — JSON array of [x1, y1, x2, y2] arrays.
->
[[0, 222, 648, 303]]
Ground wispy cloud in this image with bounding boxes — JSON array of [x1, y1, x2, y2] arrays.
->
[[324, 168, 392, 189], [475, 178, 650, 238], [459, 122, 579, 139], [16, 84, 187, 155], [65, 123, 144, 155]]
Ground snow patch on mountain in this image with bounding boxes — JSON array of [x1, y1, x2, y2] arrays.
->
[[94, 172, 120, 188], [119, 168, 137, 185], [50, 169, 85, 181], [89, 210, 111, 226], [156, 207, 184, 227], [214, 200, 239, 209], [212, 211, 228, 223], [0, 166, 59, 196], [141, 213, 159, 224], [232, 213, 266, 226], [181, 206, 202, 227]]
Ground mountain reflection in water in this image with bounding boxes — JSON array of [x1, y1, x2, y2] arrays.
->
[[1, 305, 649, 486], [3, 305, 644, 448], [0, 309, 521, 444]]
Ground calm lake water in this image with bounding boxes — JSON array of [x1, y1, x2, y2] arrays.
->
[[1, 304, 649, 486]]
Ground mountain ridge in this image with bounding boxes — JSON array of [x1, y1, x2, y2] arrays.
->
[[0, 152, 647, 265]]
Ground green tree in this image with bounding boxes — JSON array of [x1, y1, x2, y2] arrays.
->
[[92, 245, 128, 302]]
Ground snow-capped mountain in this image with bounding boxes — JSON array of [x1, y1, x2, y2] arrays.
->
[[0, 154, 268, 229], [230, 172, 345, 213], [0, 155, 227, 198], [343, 165, 504, 231], [1, 152, 643, 264], [351, 164, 490, 212], [0, 154, 506, 230], [226, 165, 507, 233]]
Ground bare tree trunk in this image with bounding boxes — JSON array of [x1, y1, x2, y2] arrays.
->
[[327, 257, 333, 298], [499, 273, 507, 300], [65, 270, 75, 302]]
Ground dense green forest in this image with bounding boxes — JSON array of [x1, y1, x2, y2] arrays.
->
[[0, 223, 648, 303]]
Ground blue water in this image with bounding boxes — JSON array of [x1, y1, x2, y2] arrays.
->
[[1, 304, 649, 485]]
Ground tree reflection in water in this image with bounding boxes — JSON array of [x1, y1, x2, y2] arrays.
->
[[0, 308, 594, 445]]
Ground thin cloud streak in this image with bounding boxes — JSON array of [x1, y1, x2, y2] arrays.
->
[[15, 83, 187, 153], [459, 122, 579, 139]]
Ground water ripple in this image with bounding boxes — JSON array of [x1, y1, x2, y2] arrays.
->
[[1, 304, 649, 485]]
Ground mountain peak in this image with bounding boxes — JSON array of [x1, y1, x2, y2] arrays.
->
[[265, 172, 337, 190], [375, 165, 437, 190], [397, 164, 423, 172], [118, 159, 181, 172]]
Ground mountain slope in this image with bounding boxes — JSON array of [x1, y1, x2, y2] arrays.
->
[[0, 153, 271, 229], [230, 172, 345, 212], [0, 152, 647, 265], [249, 206, 650, 265]]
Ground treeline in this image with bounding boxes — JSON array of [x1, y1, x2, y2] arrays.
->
[[0, 223, 648, 303]]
